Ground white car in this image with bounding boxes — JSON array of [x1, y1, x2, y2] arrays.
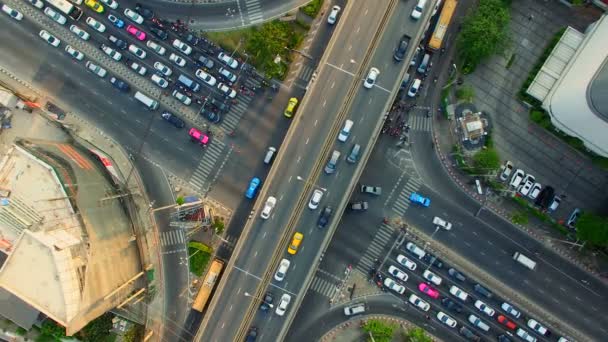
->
[[217, 83, 237, 98], [44, 7, 67, 25], [510, 169, 525, 187], [437, 311, 457, 328], [527, 319, 549, 336], [219, 67, 237, 83], [169, 53, 187, 67], [28, 0, 44, 9], [86, 17, 106, 32], [499, 161, 513, 181], [2, 4, 23, 20], [129, 62, 147, 75], [260, 196, 277, 219], [501, 302, 521, 318], [172, 90, 191, 105], [432, 216, 452, 230], [173, 39, 192, 55], [396, 254, 417, 271], [65, 45, 84, 60], [274, 258, 290, 281], [39, 30, 60, 47], [100, 0, 118, 10], [124, 8, 143, 24], [383, 277, 405, 294], [308, 189, 323, 210], [275, 293, 291, 316], [363, 67, 380, 88], [388, 265, 408, 282], [518, 179, 534, 196], [408, 294, 430, 311], [69, 25, 90, 41], [129, 44, 146, 59], [86, 61, 107, 78], [468, 314, 490, 332], [327, 5, 341, 24], [150, 74, 168, 88], [449, 285, 468, 301], [218, 52, 238, 69], [195, 69, 217, 86], [101, 44, 122, 61], [153, 62, 172, 76], [517, 328, 538, 342], [147, 40, 166, 56], [528, 183, 542, 199], [411, 1, 425, 19], [423, 270, 442, 286], [474, 300, 495, 317]]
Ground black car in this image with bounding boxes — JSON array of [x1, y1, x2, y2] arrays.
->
[[422, 254, 443, 268], [534, 185, 554, 208], [200, 107, 221, 124], [134, 3, 154, 19], [209, 98, 230, 113], [196, 56, 215, 70], [441, 298, 463, 313], [161, 111, 185, 128], [393, 34, 411, 61], [245, 327, 257, 342], [317, 206, 332, 228], [448, 268, 466, 282], [150, 27, 168, 40], [497, 335, 512, 342], [259, 292, 273, 312], [459, 326, 480, 341], [108, 35, 127, 50], [110, 76, 130, 92], [185, 33, 200, 45]]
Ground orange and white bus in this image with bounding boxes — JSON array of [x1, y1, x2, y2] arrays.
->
[[192, 258, 224, 312], [428, 0, 458, 51]]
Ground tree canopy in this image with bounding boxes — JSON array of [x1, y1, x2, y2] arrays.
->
[[362, 319, 397, 342], [402, 327, 433, 342], [457, 0, 511, 73], [576, 212, 608, 247], [473, 147, 501, 174]]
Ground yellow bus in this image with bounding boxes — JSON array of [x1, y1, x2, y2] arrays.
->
[[192, 258, 224, 312], [428, 0, 458, 51]]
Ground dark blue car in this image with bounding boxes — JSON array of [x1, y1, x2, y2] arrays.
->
[[245, 177, 261, 199]]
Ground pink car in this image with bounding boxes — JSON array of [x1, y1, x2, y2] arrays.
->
[[418, 283, 440, 299], [126, 25, 146, 41], [188, 128, 209, 146]]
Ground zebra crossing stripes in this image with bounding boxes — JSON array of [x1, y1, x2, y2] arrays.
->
[[298, 65, 315, 82], [188, 139, 227, 191], [160, 229, 186, 247], [407, 115, 432, 131], [309, 276, 338, 298], [391, 177, 423, 216], [355, 223, 397, 274], [219, 78, 258, 132], [245, 0, 263, 24]]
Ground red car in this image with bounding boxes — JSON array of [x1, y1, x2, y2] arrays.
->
[[188, 128, 209, 146], [418, 283, 440, 299], [126, 24, 146, 41], [497, 315, 517, 330]]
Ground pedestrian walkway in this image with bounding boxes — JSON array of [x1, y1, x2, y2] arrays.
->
[[298, 65, 316, 82], [356, 223, 398, 274], [188, 139, 227, 191], [391, 177, 423, 217], [220, 77, 259, 133], [245, 0, 263, 24], [309, 276, 339, 298], [407, 114, 431, 132]]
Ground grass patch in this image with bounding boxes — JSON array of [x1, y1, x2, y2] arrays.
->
[[506, 53, 516, 69], [511, 210, 529, 225], [456, 85, 474, 102], [188, 241, 213, 276], [511, 196, 570, 234], [300, 0, 324, 18]]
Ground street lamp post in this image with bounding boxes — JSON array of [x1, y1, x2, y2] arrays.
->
[[296, 176, 327, 192], [244, 292, 273, 308]]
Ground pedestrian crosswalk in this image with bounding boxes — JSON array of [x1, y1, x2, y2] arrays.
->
[[298, 65, 315, 82], [407, 114, 431, 131], [220, 78, 258, 133], [160, 229, 186, 247], [355, 223, 397, 274], [245, 0, 264, 24], [309, 276, 338, 298], [391, 177, 423, 217], [189, 139, 227, 192]]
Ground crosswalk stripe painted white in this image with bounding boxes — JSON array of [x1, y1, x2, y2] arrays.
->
[[310, 277, 337, 298], [161, 230, 185, 247]]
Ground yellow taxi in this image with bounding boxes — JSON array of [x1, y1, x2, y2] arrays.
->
[[287, 232, 304, 255], [85, 0, 104, 13], [284, 97, 299, 118]]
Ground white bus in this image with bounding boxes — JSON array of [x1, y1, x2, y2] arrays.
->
[[513, 252, 537, 270], [46, 0, 83, 20], [134, 92, 159, 110]]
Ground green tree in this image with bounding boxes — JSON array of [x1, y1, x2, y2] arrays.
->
[[39, 321, 65, 341], [576, 212, 608, 247], [456, 85, 475, 102], [473, 147, 500, 174], [176, 196, 185, 205], [123, 325, 144, 342], [213, 217, 225, 235], [78, 313, 115, 342], [403, 327, 432, 342], [362, 319, 396, 342], [457, 0, 511, 73]]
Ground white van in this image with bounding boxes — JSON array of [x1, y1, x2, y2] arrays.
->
[[513, 252, 537, 270], [338, 119, 354, 142], [417, 53, 431, 73], [134, 91, 159, 110], [411, 0, 428, 20], [405, 242, 426, 259], [408, 79, 421, 97]]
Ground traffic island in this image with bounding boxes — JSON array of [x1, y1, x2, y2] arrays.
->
[[320, 315, 441, 342]]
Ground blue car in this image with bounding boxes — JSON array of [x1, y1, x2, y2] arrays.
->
[[245, 177, 261, 199], [107, 14, 125, 28], [410, 192, 430, 207]]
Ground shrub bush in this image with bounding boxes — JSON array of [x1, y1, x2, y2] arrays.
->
[[300, 0, 324, 18]]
